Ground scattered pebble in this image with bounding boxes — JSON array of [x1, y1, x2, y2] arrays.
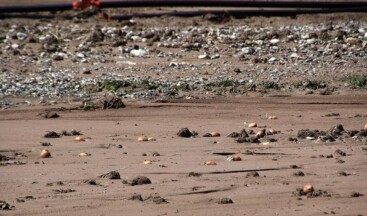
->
[[99, 171, 121, 179], [122, 176, 152, 186], [218, 198, 234, 204]]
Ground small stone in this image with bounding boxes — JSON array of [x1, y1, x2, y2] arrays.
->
[[122, 176, 151, 186], [218, 198, 233, 204], [203, 133, 212, 137], [350, 192, 363, 197], [98, 171, 121, 179], [145, 194, 168, 204], [293, 171, 305, 176], [128, 194, 143, 201], [246, 171, 259, 177], [227, 132, 239, 138], [42, 111, 59, 119], [334, 149, 346, 157], [177, 128, 193, 138], [188, 172, 201, 177], [44, 131, 61, 138]]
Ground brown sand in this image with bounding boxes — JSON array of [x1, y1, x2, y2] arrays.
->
[[1, 95, 367, 215]]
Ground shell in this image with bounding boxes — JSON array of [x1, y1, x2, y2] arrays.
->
[[268, 128, 277, 135], [364, 123, 367, 130], [148, 137, 156, 141], [303, 184, 314, 194], [248, 123, 257, 128], [268, 115, 278, 120], [256, 129, 266, 138], [75, 136, 86, 142], [138, 136, 148, 142], [79, 152, 90, 157], [210, 131, 221, 137], [40, 149, 51, 158], [143, 160, 153, 164], [205, 160, 217, 165]]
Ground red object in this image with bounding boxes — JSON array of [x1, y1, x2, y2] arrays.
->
[[73, 0, 100, 10]]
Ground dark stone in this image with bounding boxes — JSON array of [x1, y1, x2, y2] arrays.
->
[[219, 198, 234, 204], [128, 194, 143, 201], [177, 128, 193, 138], [297, 129, 320, 139], [350, 192, 363, 197], [203, 133, 212, 137], [334, 149, 346, 157], [87, 28, 104, 43], [246, 171, 259, 177], [328, 124, 344, 136], [44, 131, 61, 138], [145, 194, 168, 204], [249, 137, 260, 143], [227, 132, 239, 138], [99, 170, 121, 179], [188, 172, 202, 177], [100, 96, 126, 109], [0, 201, 14, 210], [123, 176, 151, 186], [293, 171, 305, 176]]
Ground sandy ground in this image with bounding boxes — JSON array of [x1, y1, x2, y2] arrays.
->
[[1, 1, 367, 215], [1, 95, 367, 215]]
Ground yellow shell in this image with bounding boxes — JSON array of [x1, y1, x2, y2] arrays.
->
[[256, 129, 266, 138], [205, 160, 217, 165], [268, 115, 278, 120], [143, 160, 153, 164], [148, 137, 156, 141], [248, 123, 257, 128], [75, 136, 86, 142], [268, 128, 277, 134], [79, 152, 90, 157], [303, 184, 314, 194]]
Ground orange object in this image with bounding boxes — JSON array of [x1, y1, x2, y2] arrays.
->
[[73, 0, 100, 10]]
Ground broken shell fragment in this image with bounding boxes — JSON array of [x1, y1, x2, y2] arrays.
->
[[248, 123, 257, 128], [204, 160, 217, 165], [303, 184, 314, 194], [227, 155, 242, 161], [148, 137, 156, 141], [143, 160, 153, 164], [138, 136, 148, 142], [75, 136, 86, 142], [210, 131, 221, 137], [268, 115, 278, 120], [256, 129, 266, 138], [40, 149, 51, 158], [268, 128, 277, 135], [79, 152, 91, 157]]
